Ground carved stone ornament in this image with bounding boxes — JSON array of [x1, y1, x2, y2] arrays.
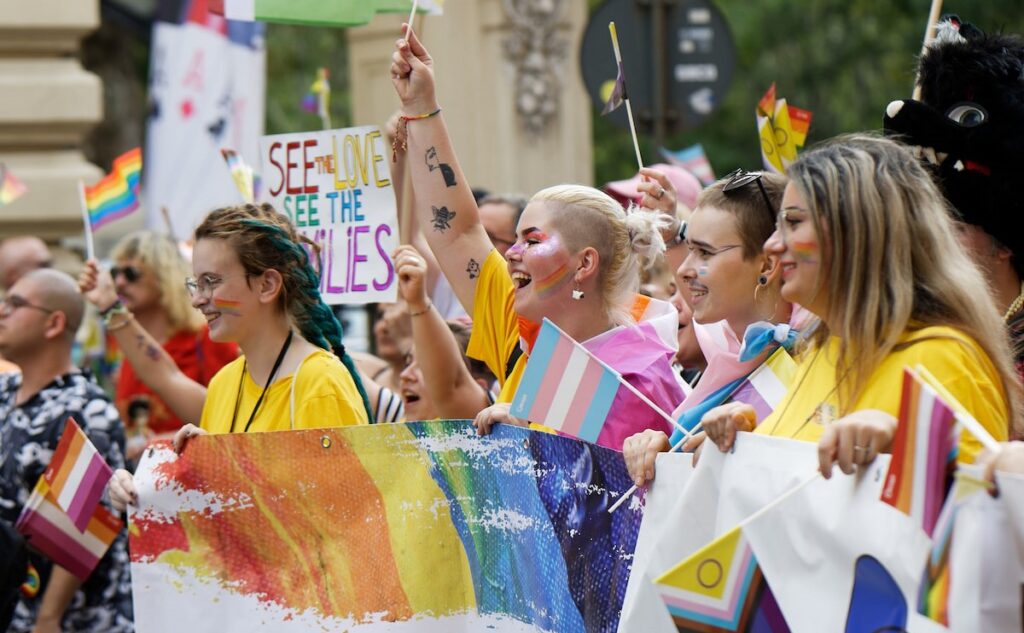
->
[[502, 0, 569, 134]]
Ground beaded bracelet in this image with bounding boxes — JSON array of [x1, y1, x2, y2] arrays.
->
[[391, 107, 442, 162], [101, 301, 130, 327]]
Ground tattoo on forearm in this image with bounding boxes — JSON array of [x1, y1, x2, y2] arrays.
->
[[466, 258, 480, 280], [136, 334, 162, 362], [431, 205, 456, 232], [425, 146, 457, 187]]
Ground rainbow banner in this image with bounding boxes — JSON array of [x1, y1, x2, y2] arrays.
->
[[0, 164, 28, 207], [128, 421, 642, 632], [83, 148, 143, 230]]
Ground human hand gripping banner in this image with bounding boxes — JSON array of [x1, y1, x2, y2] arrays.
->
[[128, 421, 642, 632], [259, 125, 398, 304]]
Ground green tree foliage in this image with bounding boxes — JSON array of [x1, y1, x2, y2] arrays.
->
[[590, 0, 1024, 185], [265, 25, 352, 134]]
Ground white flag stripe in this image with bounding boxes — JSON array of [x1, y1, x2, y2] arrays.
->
[[909, 393, 933, 525], [747, 364, 788, 407], [543, 346, 591, 428], [225, 0, 255, 20], [56, 447, 97, 510], [31, 492, 109, 558]]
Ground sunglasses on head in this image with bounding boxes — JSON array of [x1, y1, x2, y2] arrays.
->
[[110, 266, 142, 283], [722, 168, 776, 222]]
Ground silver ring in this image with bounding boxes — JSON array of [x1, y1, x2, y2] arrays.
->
[[853, 445, 868, 453], [654, 187, 664, 200]]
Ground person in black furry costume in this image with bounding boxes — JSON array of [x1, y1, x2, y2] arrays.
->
[[884, 15, 1024, 396]]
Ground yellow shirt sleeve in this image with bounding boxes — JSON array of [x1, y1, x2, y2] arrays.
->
[[466, 249, 521, 388]]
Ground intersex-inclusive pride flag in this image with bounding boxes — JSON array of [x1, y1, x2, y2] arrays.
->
[[0, 164, 28, 207], [756, 83, 812, 174], [128, 422, 641, 632], [660, 144, 715, 186], [15, 478, 123, 581], [83, 147, 142, 230], [511, 318, 628, 444], [43, 418, 116, 532], [880, 368, 960, 537], [654, 525, 788, 632]]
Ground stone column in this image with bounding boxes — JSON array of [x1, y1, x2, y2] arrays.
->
[[0, 0, 103, 240], [347, 0, 593, 196]]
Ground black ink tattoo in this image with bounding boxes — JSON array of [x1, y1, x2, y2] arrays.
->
[[466, 258, 480, 280], [431, 205, 456, 232], [425, 146, 457, 187]]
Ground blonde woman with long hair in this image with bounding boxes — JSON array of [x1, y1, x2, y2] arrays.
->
[[699, 134, 1020, 474], [390, 28, 686, 449]]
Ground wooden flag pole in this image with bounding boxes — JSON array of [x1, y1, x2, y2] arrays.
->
[[77, 180, 95, 262], [911, 0, 944, 100], [404, 0, 419, 44], [609, 22, 645, 173]]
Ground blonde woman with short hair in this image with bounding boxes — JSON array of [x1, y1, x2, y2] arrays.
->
[[699, 134, 1021, 473]]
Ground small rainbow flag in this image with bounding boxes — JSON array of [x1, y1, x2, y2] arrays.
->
[[83, 148, 142, 231], [0, 164, 28, 207], [15, 476, 122, 581], [220, 148, 255, 204], [43, 418, 116, 532], [880, 367, 960, 537]]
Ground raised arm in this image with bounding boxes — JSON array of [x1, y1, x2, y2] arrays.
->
[[393, 245, 489, 418], [78, 260, 207, 423], [390, 26, 494, 316]]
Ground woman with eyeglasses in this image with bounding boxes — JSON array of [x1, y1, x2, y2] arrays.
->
[[79, 231, 238, 461], [622, 169, 800, 487], [390, 28, 685, 450], [104, 203, 372, 511], [699, 134, 1019, 474]]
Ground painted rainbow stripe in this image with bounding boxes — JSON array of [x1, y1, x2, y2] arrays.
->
[[789, 239, 817, 262], [533, 262, 571, 296], [213, 299, 243, 316], [511, 319, 622, 444], [881, 369, 959, 537], [43, 418, 114, 532], [84, 148, 142, 230]]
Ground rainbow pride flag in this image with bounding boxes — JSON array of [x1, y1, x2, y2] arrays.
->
[[880, 368, 960, 537], [654, 525, 789, 631], [83, 148, 142, 231], [128, 422, 641, 632], [43, 418, 115, 531], [15, 477, 123, 581], [0, 164, 28, 207], [510, 318, 626, 444]]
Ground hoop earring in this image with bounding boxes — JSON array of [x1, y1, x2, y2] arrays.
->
[[753, 278, 778, 321]]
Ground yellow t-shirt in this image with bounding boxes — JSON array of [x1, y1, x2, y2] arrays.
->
[[200, 349, 369, 433], [466, 249, 527, 404], [754, 326, 1008, 463]]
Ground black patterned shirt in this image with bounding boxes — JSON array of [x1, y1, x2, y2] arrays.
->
[[0, 371, 133, 633]]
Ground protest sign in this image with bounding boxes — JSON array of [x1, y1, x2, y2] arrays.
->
[[129, 421, 641, 632], [259, 125, 398, 304]]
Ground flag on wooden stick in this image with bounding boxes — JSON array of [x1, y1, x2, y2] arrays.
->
[[42, 418, 116, 532], [83, 148, 143, 231]]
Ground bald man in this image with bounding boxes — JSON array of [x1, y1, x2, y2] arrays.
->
[[0, 269, 132, 632], [0, 236, 52, 292]]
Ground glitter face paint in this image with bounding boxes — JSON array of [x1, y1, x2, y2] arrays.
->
[[523, 231, 573, 297], [213, 298, 243, 316]]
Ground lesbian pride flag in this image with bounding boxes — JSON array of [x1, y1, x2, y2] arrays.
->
[[16, 477, 122, 581], [43, 418, 115, 532], [84, 148, 142, 230], [881, 368, 960, 537], [510, 318, 625, 444]]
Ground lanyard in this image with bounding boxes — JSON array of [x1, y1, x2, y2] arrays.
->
[[231, 330, 293, 433]]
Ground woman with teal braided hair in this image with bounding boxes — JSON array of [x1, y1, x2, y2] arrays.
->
[[106, 204, 373, 510]]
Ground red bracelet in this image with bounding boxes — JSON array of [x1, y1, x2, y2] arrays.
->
[[391, 107, 442, 162]]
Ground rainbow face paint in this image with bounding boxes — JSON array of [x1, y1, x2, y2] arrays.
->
[[789, 239, 817, 263], [523, 231, 573, 297], [213, 298, 243, 317]]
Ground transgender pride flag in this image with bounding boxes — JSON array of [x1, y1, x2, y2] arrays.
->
[[511, 319, 625, 444]]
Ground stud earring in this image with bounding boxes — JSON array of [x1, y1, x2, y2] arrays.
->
[[757, 274, 768, 286], [572, 282, 584, 301]]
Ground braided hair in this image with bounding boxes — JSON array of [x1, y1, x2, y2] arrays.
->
[[195, 204, 374, 423]]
